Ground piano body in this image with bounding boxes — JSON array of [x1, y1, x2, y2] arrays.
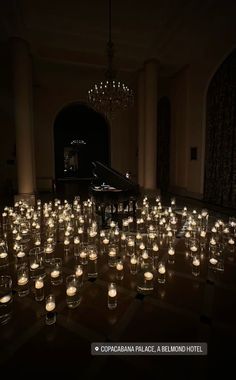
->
[[89, 161, 140, 226]]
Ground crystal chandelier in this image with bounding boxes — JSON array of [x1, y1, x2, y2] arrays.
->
[[88, 0, 134, 118]]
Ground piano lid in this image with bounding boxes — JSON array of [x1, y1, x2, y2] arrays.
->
[[91, 161, 139, 192]]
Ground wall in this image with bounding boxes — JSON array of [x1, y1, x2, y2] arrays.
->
[[161, 43, 236, 199]]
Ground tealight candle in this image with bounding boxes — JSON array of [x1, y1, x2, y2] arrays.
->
[[200, 230, 206, 238], [0, 252, 7, 259], [17, 251, 25, 258], [158, 265, 166, 274], [30, 262, 39, 269], [66, 286, 77, 297], [35, 278, 44, 289], [75, 267, 83, 277], [228, 238, 235, 245], [193, 258, 200, 266], [108, 288, 117, 297], [0, 294, 11, 303], [168, 247, 175, 255], [18, 276, 28, 286], [190, 246, 198, 252], [209, 257, 218, 265], [116, 262, 123, 271], [144, 272, 153, 281], [51, 270, 60, 278], [46, 301, 55, 312], [103, 238, 109, 245]]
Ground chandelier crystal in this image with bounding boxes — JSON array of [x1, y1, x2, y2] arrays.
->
[[88, 0, 134, 118]]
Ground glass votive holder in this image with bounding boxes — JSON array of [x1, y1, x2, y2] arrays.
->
[[141, 250, 149, 268], [0, 275, 13, 325], [75, 264, 83, 287], [0, 247, 9, 267], [87, 245, 98, 278], [34, 276, 44, 301], [108, 282, 117, 310], [137, 270, 154, 294], [44, 242, 54, 264], [199, 230, 207, 250], [17, 265, 30, 297], [116, 260, 124, 281], [45, 294, 56, 325], [66, 275, 81, 309], [120, 232, 126, 249], [29, 249, 44, 279], [101, 234, 110, 254], [79, 243, 88, 265], [228, 237, 235, 253], [189, 239, 199, 258], [157, 262, 166, 284], [108, 245, 118, 268], [208, 252, 219, 271], [209, 237, 217, 252], [73, 236, 80, 257], [122, 219, 129, 233], [192, 255, 200, 277], [50, 258, 63, 286], [184, 231, 191, 248], [130, 254, 138, 275]]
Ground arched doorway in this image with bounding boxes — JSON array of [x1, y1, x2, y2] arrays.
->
[[204, 49, 236, 209], [157, 97, 171, 192], [54, 103, 110, 197]]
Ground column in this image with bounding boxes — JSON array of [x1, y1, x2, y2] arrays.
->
[[137, 70, 145, 187], [144, 60, 158, 189], [11, 37, 35, 203]]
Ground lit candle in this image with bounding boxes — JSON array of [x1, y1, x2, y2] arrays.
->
[[158, 265, 166, 274], [89, 253, 97, 261], [153, 244, 159, 252], [108, 288, 117, 297], [75, 267, 83, 277], [51, 270, 60, 278], [130, 256, 137, 265], [192, 258, 200, 267], [17, 251, 25, 258], [0, 294, 11, 303], [103, 238, 109, 245], [144, 272, 153, 281], [108, 249, 116, 257], [190, 246, 198, 252], [64, 238, 70, 245], [168, 247, 175, 256], [30, 262, 39, 269], [200, 230, 206, 238], [0, 252, 7, 259], [35, 279, 44, 289], [142, 251, 149, 260], [66, 286, 77, 297], [228, 238, 235, 245], [210, 238, 216, 246], [46, 301, 55, 312], [116, 262, 123, 271], [80, 251, 87, 258], [209, 258, 218, 265], [18, 276, 28, 286], [45, 246, 53, 254]]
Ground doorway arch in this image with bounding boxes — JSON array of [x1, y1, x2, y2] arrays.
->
[[204, 49, 236, 209], [54, 102, 110, 180]]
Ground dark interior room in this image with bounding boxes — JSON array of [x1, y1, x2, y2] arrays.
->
[[0, 0, 236, 377]]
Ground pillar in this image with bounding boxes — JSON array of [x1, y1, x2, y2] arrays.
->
[[144, 60, 158, 189], [11, 37, 35, 203], [138, 70, 145, 187]]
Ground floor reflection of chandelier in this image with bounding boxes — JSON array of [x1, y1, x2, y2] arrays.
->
[[88, 0, 134, 119]]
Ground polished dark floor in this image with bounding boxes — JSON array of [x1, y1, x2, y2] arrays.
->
[[0, 189, 236, 377]]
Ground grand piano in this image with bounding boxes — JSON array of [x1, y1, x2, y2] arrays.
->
[[89, 161, 140, 226]]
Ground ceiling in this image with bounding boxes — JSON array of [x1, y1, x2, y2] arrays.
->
[[1, 0, 236, 76]]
